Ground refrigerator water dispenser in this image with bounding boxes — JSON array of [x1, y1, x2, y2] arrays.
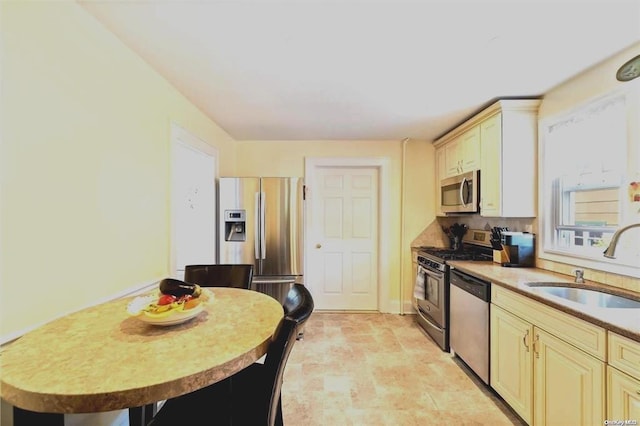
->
[[224, 210, 246, 241]]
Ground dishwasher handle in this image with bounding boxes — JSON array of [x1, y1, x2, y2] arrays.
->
[[450, 269, 490, 302]]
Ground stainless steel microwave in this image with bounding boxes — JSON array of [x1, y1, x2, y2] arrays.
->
[[440, 170, 480, 214]]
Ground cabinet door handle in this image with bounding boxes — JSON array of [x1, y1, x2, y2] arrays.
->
[[523, 330, 530, 352], [533, 333, 540, 358]]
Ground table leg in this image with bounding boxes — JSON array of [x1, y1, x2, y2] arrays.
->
[[129, 403, 157, 426], [13, 407, 64, 426]]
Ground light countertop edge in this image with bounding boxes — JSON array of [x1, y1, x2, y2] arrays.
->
[[447, 260, 640, 343]]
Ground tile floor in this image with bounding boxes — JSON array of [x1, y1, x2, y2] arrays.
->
[[281, 312, 526, 426]]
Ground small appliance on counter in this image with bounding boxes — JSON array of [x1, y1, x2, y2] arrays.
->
[[441, 223, 469, 251], [500, 232, 535, 267]]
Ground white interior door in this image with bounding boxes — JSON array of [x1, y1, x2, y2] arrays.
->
[[171, 123, 218, 280], [308, 165, 379, 310]]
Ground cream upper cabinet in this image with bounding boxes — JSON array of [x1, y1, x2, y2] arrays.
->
[[435, 146, 446, 216], [436, 145, 447, 182], [479, 113, 502, 216], [479, 104, 540, 217], [444, 137, 462, 176], [434, 99, 540, 218], [443, 126, 480, 177], [491, 285, 606, 425], [607, 332, 640, 421], [458, 126, 480, 173]]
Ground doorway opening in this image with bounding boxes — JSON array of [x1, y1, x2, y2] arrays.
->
[[170, 123, 218, 279]]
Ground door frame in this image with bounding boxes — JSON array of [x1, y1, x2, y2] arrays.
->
[[169, 122, 219, 278], [304, 157, 391, 312]]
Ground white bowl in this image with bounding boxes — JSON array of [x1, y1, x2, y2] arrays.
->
[[138, 303, 205, 326], [127, 290, 212, 326]]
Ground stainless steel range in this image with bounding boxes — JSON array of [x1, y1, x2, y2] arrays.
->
[[413, 230, 493, 351]]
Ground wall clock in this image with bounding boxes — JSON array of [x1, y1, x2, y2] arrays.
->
[[616, 54, 640, 82]]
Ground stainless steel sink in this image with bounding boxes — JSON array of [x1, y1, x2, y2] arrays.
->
[[525, 283, 640, 309]]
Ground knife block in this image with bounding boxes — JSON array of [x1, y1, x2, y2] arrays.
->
[[493, 250, 508, 264]]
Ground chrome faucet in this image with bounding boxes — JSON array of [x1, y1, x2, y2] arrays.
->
[[573, 269, 585, 283], [603, 223, 640, 258]]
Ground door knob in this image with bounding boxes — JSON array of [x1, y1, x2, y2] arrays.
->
[[315, 243, 322, 249]]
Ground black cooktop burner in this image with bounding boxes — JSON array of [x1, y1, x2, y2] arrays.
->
[[418, 246, 492, 261]]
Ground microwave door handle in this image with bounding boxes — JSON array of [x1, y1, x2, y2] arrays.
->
[[465, 178, 472, 205], [459, 177, 468, 207]]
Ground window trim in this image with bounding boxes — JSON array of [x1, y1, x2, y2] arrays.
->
[[538, 88, 640, 278]]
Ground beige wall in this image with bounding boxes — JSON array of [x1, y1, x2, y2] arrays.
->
[[539, 42, 640, 118], [236, 139, 435, 309], [0, 1, 237, 339]]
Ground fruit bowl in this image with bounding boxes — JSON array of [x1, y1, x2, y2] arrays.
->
[[138, 303, 205, 326], [127, 289, 212, 326]]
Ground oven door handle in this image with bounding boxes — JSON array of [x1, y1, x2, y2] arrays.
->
[[418, 264, 443, 279]]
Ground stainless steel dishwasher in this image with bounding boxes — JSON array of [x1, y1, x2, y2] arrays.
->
[[449, 267, 491, 384]]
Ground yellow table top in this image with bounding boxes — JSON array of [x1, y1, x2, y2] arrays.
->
[[0, 288, 283, 413]]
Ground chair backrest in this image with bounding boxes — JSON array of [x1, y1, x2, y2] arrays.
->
[[260, 283, 314, 426], [184, 264, 253, 289], [263, 317, 299, 426], [283, 283, 314, 327]]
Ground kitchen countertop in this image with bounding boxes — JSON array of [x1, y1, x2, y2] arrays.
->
[[448, 261, 640, 343]]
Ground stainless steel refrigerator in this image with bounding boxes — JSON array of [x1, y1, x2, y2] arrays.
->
[[218, 177, 304, 300]]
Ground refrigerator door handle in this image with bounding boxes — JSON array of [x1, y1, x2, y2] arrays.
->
[[260, 191, 266, 260], [254, 191, 260, 260], [252, 278, 295, 285]]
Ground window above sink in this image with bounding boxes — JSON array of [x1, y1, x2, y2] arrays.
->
[[539, 87, 640, 278]]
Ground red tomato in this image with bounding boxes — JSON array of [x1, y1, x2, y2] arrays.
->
[[158, 294, 177, 305]]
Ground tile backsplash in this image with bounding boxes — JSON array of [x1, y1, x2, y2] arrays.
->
[[412, 216, 640, 294]]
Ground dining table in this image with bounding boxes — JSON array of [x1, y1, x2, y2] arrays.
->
[[0, 287, 284, 426]]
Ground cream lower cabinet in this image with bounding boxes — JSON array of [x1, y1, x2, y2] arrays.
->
[[608, 367, 640, 421], [608, 332, 640, 421], [491, 287, 606, 425], [491, 305, 534, 423], [534, 327, 605, 426]]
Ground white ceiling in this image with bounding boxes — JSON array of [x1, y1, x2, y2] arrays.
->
[[79, 0, 640, 141]]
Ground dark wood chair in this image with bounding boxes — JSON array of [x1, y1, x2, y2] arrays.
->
[[147, 284, 314, 426], [184, 264, 254, 289]]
